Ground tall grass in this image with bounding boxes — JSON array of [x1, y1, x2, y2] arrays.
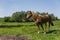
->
[[0, 21, 60, 40]]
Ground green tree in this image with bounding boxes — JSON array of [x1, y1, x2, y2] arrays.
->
[[12, 11, 27, 22]]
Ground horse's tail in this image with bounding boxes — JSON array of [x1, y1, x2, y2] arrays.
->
[[50, 21, 54, 26], [49, 15, 54, 26]]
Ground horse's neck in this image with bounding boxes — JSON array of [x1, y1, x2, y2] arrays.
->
[[32, 13, 39, 21]]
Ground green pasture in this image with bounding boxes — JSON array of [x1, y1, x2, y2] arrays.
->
[[0, 21, 60, 40]]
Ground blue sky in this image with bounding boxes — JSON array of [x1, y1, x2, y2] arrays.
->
[[0, 0, 60, 18]]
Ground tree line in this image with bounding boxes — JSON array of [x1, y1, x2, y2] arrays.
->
[[3, 11, 58, 22]]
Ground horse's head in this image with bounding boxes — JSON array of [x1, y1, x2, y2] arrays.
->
[[26, 11, 32, 19]]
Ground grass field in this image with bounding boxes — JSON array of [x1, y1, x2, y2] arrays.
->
[[0, 21, 60, 40]]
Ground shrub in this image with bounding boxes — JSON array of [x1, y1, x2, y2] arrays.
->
[[4, 17, 11, 22]]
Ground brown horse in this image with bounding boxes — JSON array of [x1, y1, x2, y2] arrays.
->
[[26, 11, 54, 34]]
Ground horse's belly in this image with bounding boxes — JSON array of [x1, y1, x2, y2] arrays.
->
[[42, 18, 49, 23]]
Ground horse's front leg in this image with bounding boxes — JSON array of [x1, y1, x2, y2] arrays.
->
[[36, 23, 40, 34], [44, 23, 47, 34]]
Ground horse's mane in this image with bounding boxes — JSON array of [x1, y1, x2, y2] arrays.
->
[[28, 11, 49, 19], [31, 11, 39, 17]]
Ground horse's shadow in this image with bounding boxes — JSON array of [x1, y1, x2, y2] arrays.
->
[[30, 29, 60, 34], [46, 30, 60, 34]]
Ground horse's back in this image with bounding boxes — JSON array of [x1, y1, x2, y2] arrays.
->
[[38, 14, 52, 23]]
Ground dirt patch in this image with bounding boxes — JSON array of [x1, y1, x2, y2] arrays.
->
[[0, 34, 31, 40]]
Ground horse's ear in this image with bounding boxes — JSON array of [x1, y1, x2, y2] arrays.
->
[[29, 11, 32, 14], [27, 11, 32, 14]]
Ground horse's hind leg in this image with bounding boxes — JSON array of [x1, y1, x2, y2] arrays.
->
[[48, 22, 50, 32], [48, 21, 53, 31], [44, 23, 47, 33], [40, 24, 46, 34], [44, 23, 47, 31], [48, 21, 54, 32]]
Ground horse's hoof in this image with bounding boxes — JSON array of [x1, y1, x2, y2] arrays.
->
[[48, 30, 50, 32], [44, 32, 46, 34], [38, 31, 39, 34], [38, 31, 40, 34]]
